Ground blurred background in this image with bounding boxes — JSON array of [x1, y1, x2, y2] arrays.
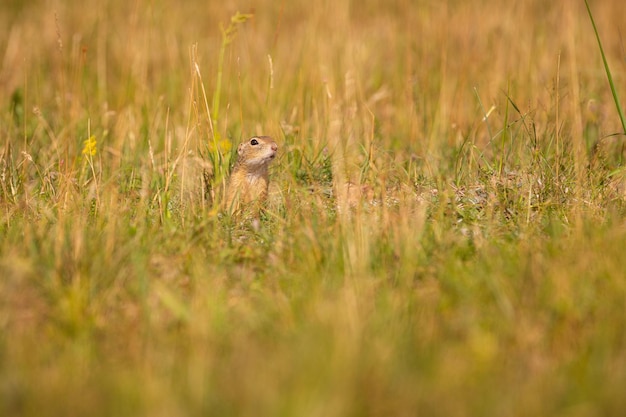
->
[[2, 0, 625, 150]]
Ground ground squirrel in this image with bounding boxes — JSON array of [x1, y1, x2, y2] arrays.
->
[[225, 136, 278, 211]]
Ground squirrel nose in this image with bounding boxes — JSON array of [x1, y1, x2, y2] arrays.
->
[[271, 143, 278, 151]]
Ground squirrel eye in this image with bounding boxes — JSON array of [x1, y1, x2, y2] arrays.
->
[[250, 138, 259, 146]]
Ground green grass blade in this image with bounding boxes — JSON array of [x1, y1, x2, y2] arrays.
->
[[584, 0, 626, 135]]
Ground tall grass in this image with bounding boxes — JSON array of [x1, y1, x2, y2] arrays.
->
[[1, 0, 626, 416], [584, 0, 626, 138]]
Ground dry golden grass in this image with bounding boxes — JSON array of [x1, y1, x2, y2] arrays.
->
[[1, 0, 626, 415]]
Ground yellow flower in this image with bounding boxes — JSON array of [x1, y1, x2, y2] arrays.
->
[[82, 136, 97, 157], [218, 137, 232, 153], [209, 134, 233, 154]]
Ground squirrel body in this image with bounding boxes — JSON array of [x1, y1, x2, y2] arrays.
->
[[225, 136, 278, 211]]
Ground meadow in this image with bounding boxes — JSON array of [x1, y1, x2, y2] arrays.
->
[[1, 0, 626, 415]]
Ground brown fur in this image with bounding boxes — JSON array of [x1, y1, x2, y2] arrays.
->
[[225, 136, 278, 211]]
